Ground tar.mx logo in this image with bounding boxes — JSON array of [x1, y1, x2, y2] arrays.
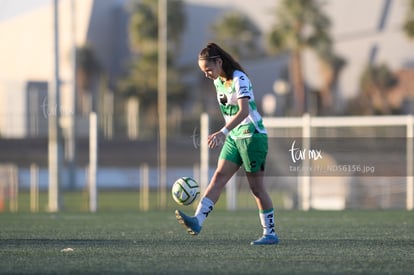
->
[[190, 127, 224, 149], [191, 127, 200, 149], [41, 97, 73, 119], [289, 140, 323, 163]]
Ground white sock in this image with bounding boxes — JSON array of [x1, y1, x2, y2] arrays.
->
[[194, 197, 214, 226], [259, 209, 276, 236]]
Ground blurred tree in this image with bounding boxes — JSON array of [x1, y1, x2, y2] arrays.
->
[[348, 64, 398, 115], [316, 49, 346, 115], [403, 0, 414, 39], [76, 45, 101, 115], [210, 11, 263, 60], [119, 0, 187, 137], [267, 0, 340, 115]]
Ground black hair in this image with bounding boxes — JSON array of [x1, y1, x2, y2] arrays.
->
[[198, 42, 247, 79]]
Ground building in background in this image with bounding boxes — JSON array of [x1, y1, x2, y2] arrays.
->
[[0, 0, 128, 138]]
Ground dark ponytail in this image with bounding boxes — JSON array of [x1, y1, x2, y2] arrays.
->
[[198, 42, 247, 79]]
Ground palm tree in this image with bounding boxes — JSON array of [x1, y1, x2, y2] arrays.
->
[[315, 48, 346, 115], [348, 64, 398, 115], [210, 11, 262, 60], [128, 0, 186, 53], [76, 45, 101, 116], [403, 0, 414, 39], [119, 0, 187, 136], [267, 0, 334, 115]]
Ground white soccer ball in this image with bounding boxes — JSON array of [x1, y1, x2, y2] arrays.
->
[[171, 177, 200, 206]]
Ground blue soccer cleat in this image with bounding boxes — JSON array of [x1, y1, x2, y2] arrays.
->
[[250, 234, 279, 245], [175, 209, 202, 235]]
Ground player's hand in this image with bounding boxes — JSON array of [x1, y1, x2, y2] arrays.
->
[[207, 131, 225, 149]]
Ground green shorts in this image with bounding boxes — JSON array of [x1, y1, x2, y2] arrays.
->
[[219, 133, 268, 173]]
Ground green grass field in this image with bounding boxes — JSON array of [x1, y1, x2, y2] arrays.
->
[[1, 209, 413, 274]]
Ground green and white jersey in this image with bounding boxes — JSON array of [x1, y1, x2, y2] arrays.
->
[[213, 70, 267, 139]]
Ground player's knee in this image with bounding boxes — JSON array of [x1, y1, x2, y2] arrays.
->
[[211, 170, 230, 186], [250, 185, 265, 198]]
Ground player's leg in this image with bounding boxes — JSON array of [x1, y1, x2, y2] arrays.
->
[[176, 135, 241, 235], [246, 170, 273, 210], [175, 159, 239, 235], [238, 134, 279, 245], [203, 158, 240, 203], [195, 158, 239, 218], [246, 171, 279, 245]]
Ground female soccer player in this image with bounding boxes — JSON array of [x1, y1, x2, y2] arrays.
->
[[175, 42, 279, 245]]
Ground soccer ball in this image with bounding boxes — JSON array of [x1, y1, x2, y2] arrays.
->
[[171, 177, 200, 206]]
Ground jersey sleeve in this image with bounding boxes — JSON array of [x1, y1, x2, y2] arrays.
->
[[233, 72, 252, 99]]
